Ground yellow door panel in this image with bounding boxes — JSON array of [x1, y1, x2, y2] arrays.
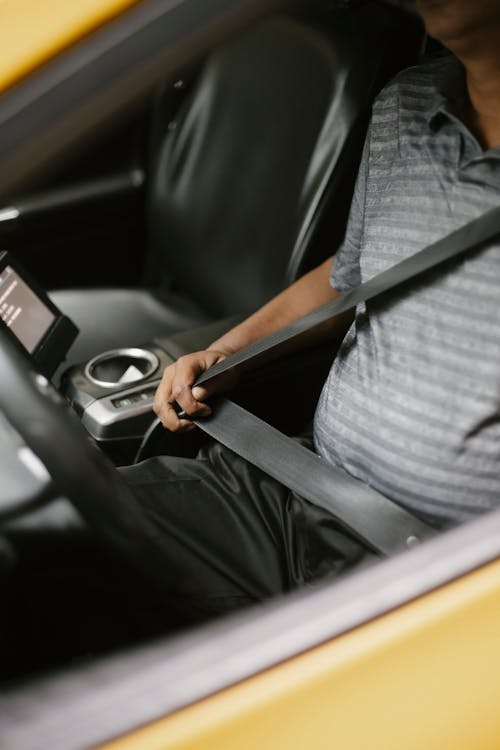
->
[[105, 559, 500, 750], [0, 0, 141, 91]]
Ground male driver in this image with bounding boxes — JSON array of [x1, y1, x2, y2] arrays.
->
[[118, 0, 500, 620], [7, 2, 500, 628]]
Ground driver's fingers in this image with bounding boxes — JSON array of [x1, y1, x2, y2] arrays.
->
[[171, 382, 212, 418], [154, 387, 197, 432], [191, 368, 237, 402], [154, 361, 211, 432], [153, 369, 183, 431], [157, 399, 195, 432]]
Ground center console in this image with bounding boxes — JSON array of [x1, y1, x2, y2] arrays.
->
[[62, 344, 174, 462], [0, 251, 241, 464], [61, 316, 239, 463]]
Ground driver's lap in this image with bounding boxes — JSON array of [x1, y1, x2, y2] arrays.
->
[[120, 439, 370, 619], [3, 438, 370, 638]]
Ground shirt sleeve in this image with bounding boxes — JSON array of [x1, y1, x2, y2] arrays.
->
[[330, 124, 371, 291]]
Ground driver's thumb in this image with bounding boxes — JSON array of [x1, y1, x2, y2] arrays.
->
[[191, 384, 208, 401], [192, 370, 234, 402]]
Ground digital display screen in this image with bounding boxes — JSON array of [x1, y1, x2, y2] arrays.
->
[[0, 265, 55, 353]]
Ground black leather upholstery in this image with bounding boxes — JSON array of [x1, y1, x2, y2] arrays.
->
[[52, 4, 422, 371]]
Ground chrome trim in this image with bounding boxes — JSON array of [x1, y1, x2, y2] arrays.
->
[[84, 347, 159, 388], [0, 207, 19, 222], [6, 171, 145, 218]]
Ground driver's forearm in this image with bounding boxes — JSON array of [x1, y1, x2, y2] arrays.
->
[[208, 257, 353, 362]]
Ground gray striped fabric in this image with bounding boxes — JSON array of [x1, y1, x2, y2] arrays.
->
[[313, 55, 500, 527]]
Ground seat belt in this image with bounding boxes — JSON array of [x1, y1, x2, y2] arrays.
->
[[195, 204, 500, 387], [143, 204, 500, 556]]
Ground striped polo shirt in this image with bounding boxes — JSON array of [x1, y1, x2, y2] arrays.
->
[[313, 55, 500, 527]]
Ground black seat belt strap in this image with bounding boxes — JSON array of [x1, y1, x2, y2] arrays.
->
[[195, 398, 436, 555], [142, 205, 500, 555], [196, 204, 500, 389]]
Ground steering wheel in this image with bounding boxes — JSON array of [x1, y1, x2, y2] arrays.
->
[[0, 329, 173, 590]]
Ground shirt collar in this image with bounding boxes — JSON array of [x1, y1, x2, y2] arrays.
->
[[426, 55, 500, 172]]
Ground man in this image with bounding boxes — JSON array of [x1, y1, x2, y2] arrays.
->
[[118, 0, 500, 620], [7, 1, 500, 630]]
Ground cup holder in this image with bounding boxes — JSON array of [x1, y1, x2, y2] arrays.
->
[[84, 347, 159, 388]]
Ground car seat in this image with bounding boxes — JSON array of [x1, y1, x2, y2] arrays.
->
[[50, 2, 422, 373]]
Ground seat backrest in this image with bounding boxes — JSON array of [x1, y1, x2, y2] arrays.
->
[[146, 2, 422, 318]]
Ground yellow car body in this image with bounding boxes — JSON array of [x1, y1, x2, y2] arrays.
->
[[112, 564, 500, 750], [0, 2, 499, 749], [0, 0, 140, 91]]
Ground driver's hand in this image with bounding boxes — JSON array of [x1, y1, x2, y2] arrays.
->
[[153, 349, 237, 432]]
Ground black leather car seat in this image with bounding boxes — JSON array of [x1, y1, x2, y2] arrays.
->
[[51, 3, 422, 371]]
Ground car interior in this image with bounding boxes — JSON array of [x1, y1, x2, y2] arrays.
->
[[0, 0, 430, 687]]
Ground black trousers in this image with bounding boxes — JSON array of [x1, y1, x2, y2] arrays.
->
[[2, 439, 370, 679], [119, 439, 370, 620]]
